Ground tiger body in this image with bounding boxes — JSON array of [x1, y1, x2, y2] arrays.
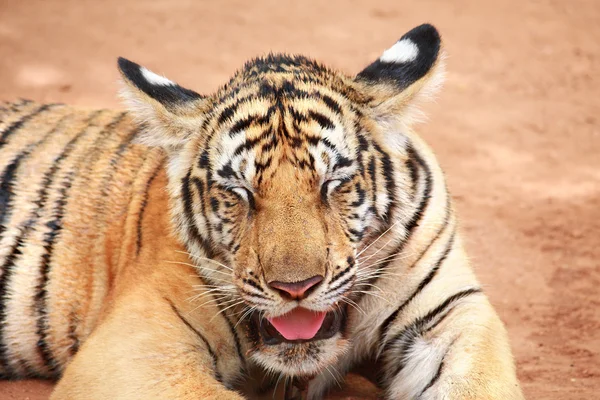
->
[[0, 101, 244, 397], [0, 24, 523, 399]]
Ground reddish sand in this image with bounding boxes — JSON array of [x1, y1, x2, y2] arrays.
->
[[1, 0, 598, 399]]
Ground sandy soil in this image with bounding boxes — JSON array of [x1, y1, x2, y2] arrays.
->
[[1, 0, 599, 399]]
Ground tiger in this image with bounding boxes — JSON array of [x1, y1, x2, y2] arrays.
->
[[0, 23, 523, 399]]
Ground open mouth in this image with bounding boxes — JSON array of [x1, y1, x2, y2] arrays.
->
[[254, 307, 346, 345]]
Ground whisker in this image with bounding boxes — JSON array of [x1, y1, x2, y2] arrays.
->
[[190, 287, 237, 299], [356, 282, 385, 293], [352, 290, 393, 305], [164, 260, 233, 278], [354, 272, 405, 284], [210, 300, 246, 321], [355, 268, 407, 279], [175, 251, 234, 271], [235, 306, 257, 329], [187, 291, 232, 303], [340, 297, 366, 316], [357, 253, 413, 271], [325, 365, 343, 389], [273, 373, 284, 400], [188, 293, 236, 307], [360, 259, 407, 272], [356, 219, 400, 258], [189, 296, 241, 314], [192, 283, 236, 290], [357, 233, 402, 265]]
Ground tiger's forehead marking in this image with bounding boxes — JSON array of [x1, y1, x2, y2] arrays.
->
[[214, 54, 366, 105], [202, 57, 366, 192], [208, 93, 360, 192]]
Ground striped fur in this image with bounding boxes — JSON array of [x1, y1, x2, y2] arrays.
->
[[0, 24, 522, 399]]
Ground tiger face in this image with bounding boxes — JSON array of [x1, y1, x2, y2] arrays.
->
[[206, 93, 368, 376], [119, 24, 443, 377]]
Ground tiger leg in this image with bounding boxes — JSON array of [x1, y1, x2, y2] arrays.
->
[[378, 296, 524, 400], [51, 286, 245, 400]]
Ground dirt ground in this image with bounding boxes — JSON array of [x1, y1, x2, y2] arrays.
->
[[1, 0, 599, 399]]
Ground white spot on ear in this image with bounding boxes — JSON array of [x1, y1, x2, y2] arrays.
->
[[140, 67, 175, 86], [380, 39, 419, 63]]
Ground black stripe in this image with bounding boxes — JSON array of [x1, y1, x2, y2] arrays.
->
[[242, 278, 264, 293], [212, 295, 246, 369], [0, 153, 27, 239], [356, 130, 369, 152], [34, 111, 103, 374], [0, 105, 59, 233], [0, 104, 52, 149], [218, 94, 264, 131], [0, 112, 73, 375], [350, 182, 366, 207], [232, 134, 265, 158], [67, 311, 80, 356], [405, 152, 419, 201], [241, 290, 269, 301], [368, 155, 377, 211], [355, 149, 440, 304], [421, 288, 482, 334], [35, 171, 77, 372], [379, 226, 456, 347], [196, 272, 245, 369], [404, 145, 432, 233], [319, 137, 339, 152], [136, 162, 163, 256], [327, 272, 354, 296], [329, 265, 353, 287], [182, 172, 214, 259], [217, 103, 237, 126], [308, 110, 335, 130], [289, 107, 308, 125], [191, 177, 214, 247], [324, 273, 354, 300], [418, 361, 444, 398], [372, 143, 396, 222], [0, 233, 33, 376], [383, 289, 480, 382], [198, 150, 210, 169], [99, 125, 140, 198], [166, 298, 222, 383], [320, 94, 343, 115], [228, 115, 254, 137], [216, 162, 239, 180], [347, 227, 364, 242], [333, 154, 353, 171]]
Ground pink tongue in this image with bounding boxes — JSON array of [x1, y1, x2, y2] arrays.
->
[[267, 308, 326, 340]]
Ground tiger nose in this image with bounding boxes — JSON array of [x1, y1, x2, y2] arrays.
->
[[268, 275, 324, 300]]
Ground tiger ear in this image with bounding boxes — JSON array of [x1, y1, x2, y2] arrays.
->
[[118, 57, 206, 149], [356, 24, 445, 124]]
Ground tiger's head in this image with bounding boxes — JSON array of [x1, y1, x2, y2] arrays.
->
[[119, 24, 444, 377]]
